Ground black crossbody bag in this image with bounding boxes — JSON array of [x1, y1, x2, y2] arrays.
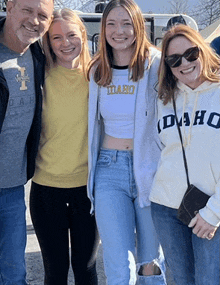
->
[[172, 97, 210, 226]]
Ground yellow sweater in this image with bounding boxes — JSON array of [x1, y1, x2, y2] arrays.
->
[[33, 65, 88, 188]]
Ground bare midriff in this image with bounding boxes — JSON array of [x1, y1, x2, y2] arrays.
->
[[102, 134, 133, 150]]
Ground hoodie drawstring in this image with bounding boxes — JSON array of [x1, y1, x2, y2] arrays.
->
[[182, 91, 199, 147]]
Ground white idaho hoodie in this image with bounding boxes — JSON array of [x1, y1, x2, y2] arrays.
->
[[150, 80, 220, 227]]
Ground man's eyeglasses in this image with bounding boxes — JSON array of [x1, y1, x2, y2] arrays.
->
[[165, 46, 200, 68]]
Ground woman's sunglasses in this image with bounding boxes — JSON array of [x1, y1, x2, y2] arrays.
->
[[165, 46, 200, 68]]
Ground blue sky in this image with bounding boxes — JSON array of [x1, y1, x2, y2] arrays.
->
[[135, 0, 198, 14]]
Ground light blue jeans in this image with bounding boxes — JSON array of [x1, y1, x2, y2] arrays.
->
[[94, 149, 166, 285], [0, 185, 27, 285], [151, 202, 220, 285]]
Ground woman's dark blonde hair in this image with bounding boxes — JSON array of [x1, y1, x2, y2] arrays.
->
[[43, 8, 90, 77], [87, 0, 153, 86], [158, 24, 220, 105]]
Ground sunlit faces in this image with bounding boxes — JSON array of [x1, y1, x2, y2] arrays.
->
[[49, 20, 83, 69], [166, 36, 204, 89], [105, 6, 135, 54], [7, 0, 53, 47]]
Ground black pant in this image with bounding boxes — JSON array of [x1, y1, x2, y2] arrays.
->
[[30, 182, 100, 285]]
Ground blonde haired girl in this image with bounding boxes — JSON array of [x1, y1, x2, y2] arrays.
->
[[30, 8, 99, 285]]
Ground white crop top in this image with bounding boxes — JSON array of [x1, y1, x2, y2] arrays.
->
[[99, 66, 137, 139]]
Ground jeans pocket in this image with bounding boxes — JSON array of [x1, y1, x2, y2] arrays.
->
[[96, 154, 112, 167]]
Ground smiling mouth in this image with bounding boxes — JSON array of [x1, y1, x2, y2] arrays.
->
[[113, 38, 127, 42], [61, 48, 75, 53], [24, 26, 38, 34], [181, 66, 195, 74]]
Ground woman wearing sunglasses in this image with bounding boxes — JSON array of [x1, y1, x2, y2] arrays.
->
[[149, 25, 220, 284]]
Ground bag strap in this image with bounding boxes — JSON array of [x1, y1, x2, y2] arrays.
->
[[172, 96, 190, 188]]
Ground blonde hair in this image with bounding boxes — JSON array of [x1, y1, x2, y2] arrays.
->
[[43, 8, 90, 77], [87, 0, 153, 86], [158, 24, 220, 105]]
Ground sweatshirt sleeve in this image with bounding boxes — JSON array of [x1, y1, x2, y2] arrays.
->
[[199, 182, 220, 227]]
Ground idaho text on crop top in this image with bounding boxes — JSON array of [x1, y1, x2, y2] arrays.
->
[[99, 66, 138, 139]]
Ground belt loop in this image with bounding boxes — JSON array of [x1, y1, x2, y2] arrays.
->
[[112, 149, 117, 162]]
